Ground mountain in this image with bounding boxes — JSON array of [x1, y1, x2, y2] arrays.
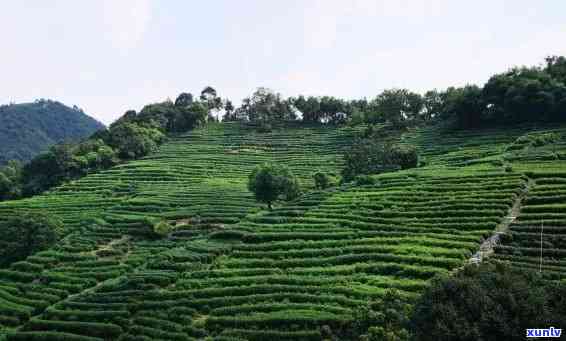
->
[[0, 99, 105, 165]]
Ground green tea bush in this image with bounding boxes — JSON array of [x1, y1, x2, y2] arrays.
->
[[313, 171, 333, 189], [153, 220, 173, 238]]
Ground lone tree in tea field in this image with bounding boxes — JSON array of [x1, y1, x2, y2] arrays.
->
[[342, 140, 419, 182], [248, 163, 300, 209]]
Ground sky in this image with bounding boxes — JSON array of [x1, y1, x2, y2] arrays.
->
[[1, 1, 566, 125]]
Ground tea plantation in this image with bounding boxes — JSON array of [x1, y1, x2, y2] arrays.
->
[[1, 122, 565, 340]]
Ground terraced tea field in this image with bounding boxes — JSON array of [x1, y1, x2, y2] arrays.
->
[[1, 122, 565, 340], [493, 172, 566, 280]]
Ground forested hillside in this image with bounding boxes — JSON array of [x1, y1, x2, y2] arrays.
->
[[0, 100, 104, 165], [0, 120, 565, 340]]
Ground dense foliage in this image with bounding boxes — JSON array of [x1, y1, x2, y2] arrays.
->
[[116, 96, 208, 133], [0, 160, 22, 200], [290, 95, 350, 124], [364, 89, 424, 126], [229, 56, 566, 129], [0, 211, 63, 267], [424, 56, 566, 128], [228, 88, 296, 129], [105, 122, 164, 159], [248, 163, 300, 209], [0, 100, 104, 166], [353, 290, 412, 341], [410, 262, 566, 341]]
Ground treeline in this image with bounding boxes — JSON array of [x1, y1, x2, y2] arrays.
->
[[227, 56, 566, 129], [455, 56, 566, 128], [0, 87, 224, 200]]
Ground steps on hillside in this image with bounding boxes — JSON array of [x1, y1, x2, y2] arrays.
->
[[469, 179, 530, 264]]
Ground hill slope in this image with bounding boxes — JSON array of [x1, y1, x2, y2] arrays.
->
[[0, 100, 104, 165], [0, 122, 565, 340]]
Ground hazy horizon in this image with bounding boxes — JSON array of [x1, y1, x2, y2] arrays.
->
[[2, 0, 565, 125]]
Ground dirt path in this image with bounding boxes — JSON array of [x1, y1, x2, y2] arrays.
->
[[468, 178, 533, 264], [10, 235, 133, 333]]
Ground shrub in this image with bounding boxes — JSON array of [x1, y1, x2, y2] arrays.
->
[[141, 217, 173, 238], [354, 175, 377, 186], [313, 171, 333, 189], [389, 145, 418, 170], [153, 220, 173, 238]]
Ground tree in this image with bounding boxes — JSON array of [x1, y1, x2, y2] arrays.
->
[[545, 55, 566, 84], [176, 102, 209, 131], [107, 122, 165, 159], [175, 92, 194, 107], [0, 160, 22, 200], [410, 262, 566, 341], [200, 86, 218, 102], [292, 95, 321, 122], [238, 88, 296, 124], [319, 96, 349, 124], [290, 95, 350, 124], [144, 217, 173, 238], [444, 85, 486, 128], [200, 86, 223, 120], [342, 140, 419, 182], [422, 90, 444, 121], [483, 67, 563, 123], [313, 171, 332, 189], [248, 163, 300, 209], [21, 143, 80, 196], [371, 89, 423, 127], [389, 145, 419, 170], [97, 145, 118, 168], [69, 138, 118, 172], [349, 98, 371, 124], [353, 289, 412, 341], [0, 172, 12, 200], [223, 100, 235, 121], [0, 211, 63, 267]]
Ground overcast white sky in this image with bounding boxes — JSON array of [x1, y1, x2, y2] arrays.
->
[[1, 0, 565, 125]]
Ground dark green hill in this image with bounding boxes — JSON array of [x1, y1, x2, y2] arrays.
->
[[0, 99, 105, 165]]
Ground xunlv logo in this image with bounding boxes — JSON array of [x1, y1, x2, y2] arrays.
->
[[526, 327, 562, 338]]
